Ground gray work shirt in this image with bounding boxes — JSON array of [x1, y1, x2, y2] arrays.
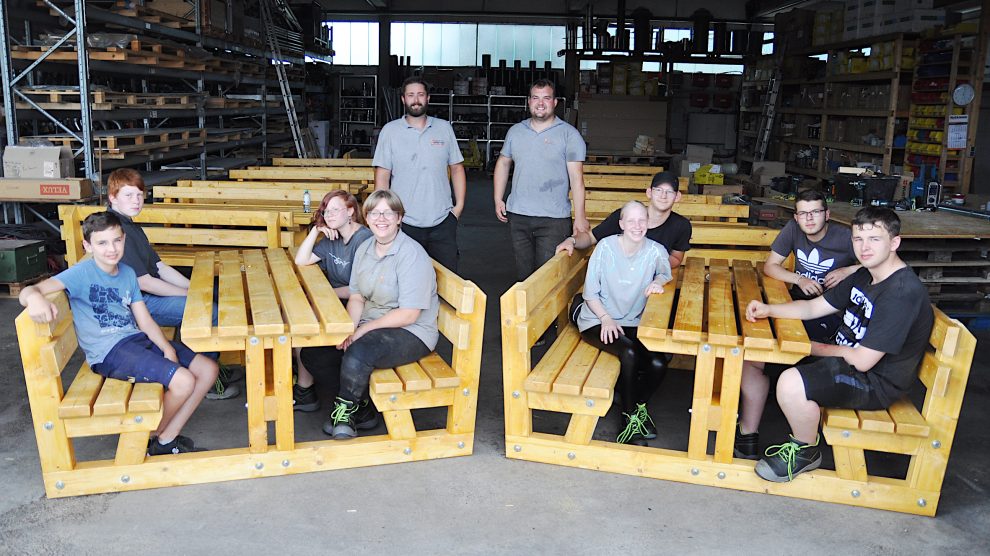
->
[[311, 226, 373, 289], [373, 116, 464, 228], [501, 118, 586, 219], [349, 230, 440, 349], [577, 235, 672, 332]]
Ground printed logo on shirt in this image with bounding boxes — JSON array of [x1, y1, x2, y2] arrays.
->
[[834, 286, 873, 346], [88, 284, 136, 330], [430, 139, 445, 147], [327, 253, 352, 268], [796, 248, 835, 283]]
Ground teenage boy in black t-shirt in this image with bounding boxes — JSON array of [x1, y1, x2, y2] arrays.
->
[[556, 171, 692, 269], [738, 207, 933, 482]]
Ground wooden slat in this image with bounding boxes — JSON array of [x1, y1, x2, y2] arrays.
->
[[266, 248, 320, 335], [296, 264, 353, 335], [182, 251, 216, 339], [672, 258, 705, 342], [272, 157, 374, 167], [40, 324, 78, 377], [887, 399, 930, 437], [637, 268, 677, 340], [92, 379, 132, 416], [58, 364, 104, 418], [438, 302, 471, 350], [581, 351, 620, 399], [229, 167, 373, 181], [706, 259, 739, 346], [858, 409, 896, 433], [143, 227, 272, 248], [761, 275, 810, 354], [32, 292, 72, 339], [127, 383, 164, 413], [929, 309, 959, 358], [394, 361, 432, 391], [242, 249, 285, 336], [419, 352, 460, 388], [370, 368, 404, 394], [434, 261, 475, 314], [824, 407, 861, 430], [691, 225, 778, 247], [524, 325, 580, 393], [552, 341, 600, 396], [732, 261, 776, 350], [217, 250, 249, 337]]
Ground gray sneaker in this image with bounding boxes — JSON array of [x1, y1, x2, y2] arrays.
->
[[206, 376, 240, 400]]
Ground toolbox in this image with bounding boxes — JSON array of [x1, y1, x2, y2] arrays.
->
[[0, 239, 47, 283]]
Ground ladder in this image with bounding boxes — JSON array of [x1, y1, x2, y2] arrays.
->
[[755, 70, 780, 161], [259, 0, 309, 158]]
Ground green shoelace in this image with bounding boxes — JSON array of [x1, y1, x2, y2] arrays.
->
[[212, 377, 226, 396], [634, 403, 655, 430], [329, 398, 358, 425], [764, 437, 818, 481], [617, 412, 648, 444]]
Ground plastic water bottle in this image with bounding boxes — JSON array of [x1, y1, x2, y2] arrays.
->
[[303, 190, 311, 213]]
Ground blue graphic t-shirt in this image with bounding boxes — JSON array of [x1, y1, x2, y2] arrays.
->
[[54, 260, 144, 365]]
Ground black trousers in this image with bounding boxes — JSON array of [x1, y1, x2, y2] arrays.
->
[[402, 212, 458, 272]]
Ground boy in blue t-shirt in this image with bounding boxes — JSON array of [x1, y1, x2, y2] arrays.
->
[[19, 212, 218, 455]]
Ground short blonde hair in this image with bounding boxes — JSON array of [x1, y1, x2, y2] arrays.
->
[[362, 189, 405, 220]]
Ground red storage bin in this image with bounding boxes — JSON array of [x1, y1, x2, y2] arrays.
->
[[690, 92, 710, 108], [692, 73, 711, 88], [715, 74, 733, 88], [713, 93, 734, 109]]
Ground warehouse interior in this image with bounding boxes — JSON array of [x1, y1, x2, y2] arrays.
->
[[1, 0, 989, 551]]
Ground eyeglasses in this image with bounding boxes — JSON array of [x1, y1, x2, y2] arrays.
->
[[367, 210, 399, 220], [796, 209, 826, 219], [323, 207, 346, 216], [652, 187, 676, 198]]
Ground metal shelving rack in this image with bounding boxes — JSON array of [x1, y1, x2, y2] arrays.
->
[[337, 74, 376, 152]]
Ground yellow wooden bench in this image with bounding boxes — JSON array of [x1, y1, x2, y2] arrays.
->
[[584, 174, 688, 193], [582, 191, 751, 225], [502, 251, 622, 446], [584, 164, 662, 177], [368, 261, 486, 443], [58, 204, 295, 267], [229, 167, 374, 182], [821, 307, 976, 512], [15, 263, 484, 498], [174, 179, 368, 197], [273, 157, 373, 167]]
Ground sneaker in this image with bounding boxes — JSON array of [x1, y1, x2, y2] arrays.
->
[[754, 435, 822, 482], [147, 436, 195, 456], [734, 426, 760, 460], [292, 384, 320, 412], [616, 411, 649, 446], [634, 403, 657, 439], [149, 434, 196, 452], [323, 398, 380, 439], [219, 364, 245, 384], [206, 375, 241, 400]]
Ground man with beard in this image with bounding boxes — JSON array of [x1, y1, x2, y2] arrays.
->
[[373, 76, 466, 271], [494, 79, 588, 284]]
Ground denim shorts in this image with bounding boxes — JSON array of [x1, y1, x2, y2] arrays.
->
[[92, 332, 198, 388], [796, 356, 885, 410]]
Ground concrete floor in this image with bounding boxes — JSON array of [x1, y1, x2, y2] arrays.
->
[[1, 173, 988, 554]]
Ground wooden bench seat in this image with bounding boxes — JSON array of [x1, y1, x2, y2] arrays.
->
[[822, 308, 975, 502], [272, 157, 373, 167], [229, 167, 374, 182], [174, 179, 368, 197]]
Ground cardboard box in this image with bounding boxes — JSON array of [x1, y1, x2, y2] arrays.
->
[[751, 161, 787, 185], [680, 160, 702, 177], [3, 146, 74, 178], [0, 178, 93, 201], [685, 144, 713, 164]]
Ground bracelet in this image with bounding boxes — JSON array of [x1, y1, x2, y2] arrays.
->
[[568, 236, 577, 245]]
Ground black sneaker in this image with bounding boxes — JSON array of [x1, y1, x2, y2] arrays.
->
[[754, 435, 822, 482], [148, 436, 195, 456], [634, 403, 657, 439], [149, 434, 196, 452], [616, 411, 649, 446], [206, 375, 241, 400], [323, 398, 380, 439], [293, 384, 320, 412], [219, 364, 245, 384], [734, 426, 760, 460]]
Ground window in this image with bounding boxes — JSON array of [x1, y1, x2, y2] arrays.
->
[[325, 21, 379, 65]]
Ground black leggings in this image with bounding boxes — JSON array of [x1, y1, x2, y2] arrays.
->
[[570, 295, 669, 414]]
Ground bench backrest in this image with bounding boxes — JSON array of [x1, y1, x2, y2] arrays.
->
[[584, 197, 750, 224], [687, 224, 779, 264], [584, 175, 689, 192], [58, 205, 292, 266], [229, 167, 373, 181], [583, 164, 662, 176], [502, 251, 588, 354], [176, 179, 367, 192], [433, 261, 486, 382], [156, 185, 344, 206], [273, 157, 373, 167], [917, 309, 975, 423]]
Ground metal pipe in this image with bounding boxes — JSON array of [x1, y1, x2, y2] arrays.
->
[[75, 0, 97, 185], [0, 0, 19, 145]]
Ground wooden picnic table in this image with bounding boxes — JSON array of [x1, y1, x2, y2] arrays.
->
[[637, 257, 811, 464], [180, 248, 354, 453]]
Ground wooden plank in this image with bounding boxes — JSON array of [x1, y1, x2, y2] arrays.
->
[[182, 251, 216, 339], [394, 361, 432, 392], [92, 379, 132, 416], [370, 368, 404, 394], [858, 409, 896, 433], [524, 325, 580, 393], [229, 167, 373, 181], [244, 341, 267, 453], [58, 364, 103, 418], [552, 341, 600, 396], [217, 250, 249, 337], [564, 414, 600, 445], [273, 340, 295, 452], [32, 291, 73, 339], [381, 409, 417, 440], [581, 351, 620, 399], [762, 275, 810, 354], [687, 345, 718, 460], [128, 383, 164, 413], [824, 407, 861, 430], [672, 258, 705, 343], [638, 269, 677, 340], [266, 248, 320, 335], [418, 352, 460, 389], [272, 157, 374, 167], [713, 349, 745, 464], [706, 260, 740, 346], [887, 399, 930, 437], [434, 261, 475, 314], [438, 302, 471, 350], [691, 225, 778, 247], [832, 446, 868, 481], [40, 324, 78, 377], [732, 261, 776, 350], [143, 227, 273, 248], [242, 249, 285, 336], [296, 264, 353, 335]]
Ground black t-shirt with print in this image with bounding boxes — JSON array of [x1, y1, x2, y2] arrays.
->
[[592, 209, 692, 253], [822, 266, 934, 406]]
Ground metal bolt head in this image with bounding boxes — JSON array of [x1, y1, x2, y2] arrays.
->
[[703, 344, 711, 353], [842, 430, 851, 438], [389, 394, 397, 402], [918, 498, 927, 508], [585, 399, 594, 407], [691, 468, 700, 476], [457, 441, 465, 449], [255, 462, 264, 470], [249, 336, 260, 345], [512, 390, 520, 399], [54, 481, 65, 490], [120, 475, 130, 484], [43, 421, 53, 431], [278, 335, 287, 344], [462, 388, 470, 396], [281, 459, 290, 468], [403, 447, 412, 455], [513, 444, 522, 453], [717, 472, 726, 480], [932, 440, 942, 449], [731, 347, 740, 356], [567, 452, 576, 460], [134, 415, 143, 423], [851, 490, 861, 498]]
